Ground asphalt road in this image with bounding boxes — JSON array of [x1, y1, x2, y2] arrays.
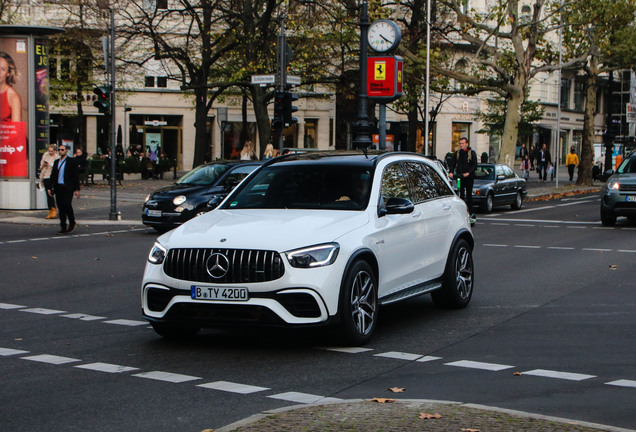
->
[[1, 193, 635, 431]]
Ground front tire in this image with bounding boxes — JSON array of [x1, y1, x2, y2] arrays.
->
[[432, 239, 474, 308], [600, 208, 616, 226], [482, 193, 494, 213], [511, 191, 523, 210], [338, 260, 378, 346]]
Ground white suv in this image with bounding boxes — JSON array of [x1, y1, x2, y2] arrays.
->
[[142, 151, 474, 345]]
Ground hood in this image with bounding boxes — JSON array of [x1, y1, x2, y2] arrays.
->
[[150, 183, 218, 197], [159, 209, 370, 251]]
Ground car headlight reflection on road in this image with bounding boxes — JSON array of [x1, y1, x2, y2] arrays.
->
[[285, 243, 339, 268], [148, 242, 167, 264]]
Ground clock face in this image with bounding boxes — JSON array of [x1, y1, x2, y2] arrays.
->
[[368, 20, 401, 53]]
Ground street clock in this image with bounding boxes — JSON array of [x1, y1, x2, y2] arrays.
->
[[368, 19, 401, 53]]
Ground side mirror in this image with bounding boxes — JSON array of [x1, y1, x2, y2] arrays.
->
[[207, 195, 224, 209], [382, 197, 414, 216], [604, 169, 614, 177], [496, 174, 505, 181]]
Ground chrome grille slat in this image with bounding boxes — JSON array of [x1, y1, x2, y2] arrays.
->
[[164, 248, 285, 283]]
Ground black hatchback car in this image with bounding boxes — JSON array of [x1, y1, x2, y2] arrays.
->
[[142, 161, 261, 232]]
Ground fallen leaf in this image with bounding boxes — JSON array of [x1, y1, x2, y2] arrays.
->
[[200, 429, 215, 432], [419, 413, 442, 419], [461, 429, 480, 432], [388, 387, 405, 393], [514, 372, 522, 376], [31, 256, 38, 259], [371, 398, 395, 404], [609, 264, 618, 270]]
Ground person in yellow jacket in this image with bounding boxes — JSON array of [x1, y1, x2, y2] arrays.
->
[[566, 147, 579, 181]]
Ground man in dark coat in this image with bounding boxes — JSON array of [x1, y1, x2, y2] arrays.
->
[[537, 143, 552, 181], [448, 137, 477, 220], [47, 144, 80, 234]]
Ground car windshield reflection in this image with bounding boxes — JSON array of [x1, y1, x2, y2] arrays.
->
[[225, 165, 373, 210], [475, 165, 495, 180], [177, 164, 230, 185]]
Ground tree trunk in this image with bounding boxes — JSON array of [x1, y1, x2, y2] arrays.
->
[[498, 91, 523, 166], [192, 89, 209, 168], [578, 73, 597, 186]]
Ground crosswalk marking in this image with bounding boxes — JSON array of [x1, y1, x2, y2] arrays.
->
[[0, 303, 25, 309], [133, 371, 201, 383], [22, 354, 81, 365], [522, 369, 596, 381], [103, 319, 148, 326], [61, 313, 106, 321], [75, 362, 139, 374], [319, 347, 374, 354], [375, 351, 423, 361], [198, 381, 270, 394], [445, 360, 514, 371], [0, 347, 29, 356], [605, 379, 636, 388], [20, 308, 66, 315], [268, 392, 341, 404]]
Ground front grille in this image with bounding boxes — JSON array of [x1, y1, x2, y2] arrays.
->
[[619, 184, 636, 192], [163, 248, 285, 283]]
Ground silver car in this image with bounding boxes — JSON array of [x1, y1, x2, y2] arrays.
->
[[600, 153, 636, 226]]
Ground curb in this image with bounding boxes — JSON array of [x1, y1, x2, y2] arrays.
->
[[215, 399, 636, 432], [0, 216, 144, 226]]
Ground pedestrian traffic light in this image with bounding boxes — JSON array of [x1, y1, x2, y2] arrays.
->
[[283, 92, 298, 126], [272, 91, 285, 130], [93, 85, 111, 115]]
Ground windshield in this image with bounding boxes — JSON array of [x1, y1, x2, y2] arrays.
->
[[224, 164, 373, 210], [617, 156, 636, 174], [177, 164, 230, 185], [475, 165, 495, 180]]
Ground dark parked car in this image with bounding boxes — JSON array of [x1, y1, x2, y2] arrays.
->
[[472, 163, 527, 213], [142, 161, 261, 232], [600, 152, 636, 226]]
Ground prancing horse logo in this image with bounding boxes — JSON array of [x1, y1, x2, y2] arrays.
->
[[206, 253, 230, 279]]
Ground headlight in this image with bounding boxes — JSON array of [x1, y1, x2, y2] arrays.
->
[[473, 189, 480, 196], [148, 242, 167, 264], [609, 181, 620, 191], [145, 194, 151, 203], [285, 243, 339, 268], [173, 195, 187, 205]]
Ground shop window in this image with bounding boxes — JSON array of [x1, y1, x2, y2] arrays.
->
[[452, 123, 470, 152], [304, 119, 318, 148]]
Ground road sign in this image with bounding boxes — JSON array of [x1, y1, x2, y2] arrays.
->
[[286, 75, 301, 86], [251, 74, 276, 86]]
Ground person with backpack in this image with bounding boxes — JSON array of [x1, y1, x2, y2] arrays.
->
[[448, 137, 477, 223]]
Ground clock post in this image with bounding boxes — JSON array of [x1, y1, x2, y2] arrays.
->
[[352, 0, 373, 150]]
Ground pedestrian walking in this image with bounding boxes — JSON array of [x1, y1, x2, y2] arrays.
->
[[565, 146, 579, 181], [519, 143, 529, 160], [529, 145, 536, 170], [448, 137, 477, 223], [520, 154, 530, 180], [47, 144, 80, 234], [537, 144, 552, 181], [40, 143, 60, 219]]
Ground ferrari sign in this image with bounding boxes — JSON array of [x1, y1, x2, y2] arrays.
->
[[367, 56, 403, 102]]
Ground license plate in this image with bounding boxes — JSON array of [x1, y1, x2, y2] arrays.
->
[[146, 209, 162, 217], [191, 285, 249, 301], [627, 196, 636, 202]]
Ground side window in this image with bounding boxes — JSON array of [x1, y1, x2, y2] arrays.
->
[[503, 165, 514, 179], [223, 165, 258, 187], [495, 165, 504, 178], [427, 165, 454, 197], [402, 162, 439, 202], [381, 163, 411, 203]]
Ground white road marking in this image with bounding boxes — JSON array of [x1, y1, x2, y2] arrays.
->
[[133, 371, 201, 383], [481, 218, 598, 225], [547, 246, 575, 250], [61, 313, 106, 321], [103, 319, 148, 326], [445, 360, 514, 371], [482, 244, 508, 247], [582, 248, 612, 252], [514, 245, 541, 249], [22, 354, 81, 365], [522, 369, 596, 381], [606, 379, 636, 388], [0, 303, 25, 309], [319, 347, 374, 354], [566, 226, 587, 229], [20, 308, 66, 315], [268, 392, 341, 404], [198, 381, 270, 394], [375, 351, 423, 361], [618, 249, 636, 253], [0, 347, 29, 356], [417, 356, 442, 363], [75, 362, 139, 374]]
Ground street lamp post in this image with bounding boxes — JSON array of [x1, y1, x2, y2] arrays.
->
[[352, 0, 373, 149]]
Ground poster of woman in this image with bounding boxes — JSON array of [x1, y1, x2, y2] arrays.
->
[[0, 39, 28, 178]]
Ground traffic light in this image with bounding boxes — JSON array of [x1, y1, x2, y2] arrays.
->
[[93, 85, 111, 115], [272, 91, 285, 130], [283, 91, 298, 126]]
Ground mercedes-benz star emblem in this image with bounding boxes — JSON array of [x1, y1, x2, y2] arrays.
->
[[206, 253, 230, 279]]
